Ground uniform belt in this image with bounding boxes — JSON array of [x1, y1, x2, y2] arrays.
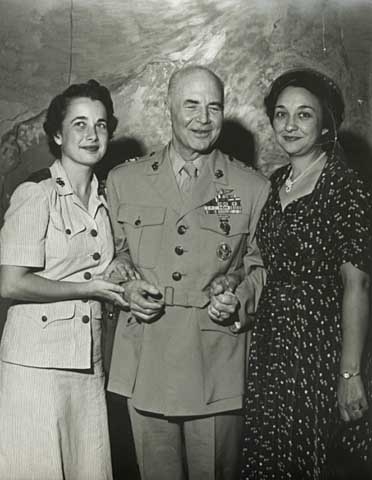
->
[[160, 286, 209, 308]]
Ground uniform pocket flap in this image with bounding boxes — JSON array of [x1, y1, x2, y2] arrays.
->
[[19, 302, 76, 328], [118, 204, 166, 227], [200, 213, 249, 236]]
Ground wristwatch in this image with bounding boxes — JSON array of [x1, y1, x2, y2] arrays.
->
[[339, 371, 360, 379]]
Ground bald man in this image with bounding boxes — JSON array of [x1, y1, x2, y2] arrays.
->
[[106, 66, 270, 480]]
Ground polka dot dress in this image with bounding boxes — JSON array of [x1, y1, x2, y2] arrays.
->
[[240, 155, 372, 479]]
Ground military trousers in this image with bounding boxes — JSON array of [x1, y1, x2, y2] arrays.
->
[[127, 399, 243, 480]]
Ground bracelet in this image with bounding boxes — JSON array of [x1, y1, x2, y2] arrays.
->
[[339, 371, 360, 380]]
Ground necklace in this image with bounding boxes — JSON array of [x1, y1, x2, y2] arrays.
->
[[285, 151, 326, 193]]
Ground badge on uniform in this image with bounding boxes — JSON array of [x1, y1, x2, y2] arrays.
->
[[204, 189, 242, 215], [204, 189, 242, 235], [216, 243, 232, 261]]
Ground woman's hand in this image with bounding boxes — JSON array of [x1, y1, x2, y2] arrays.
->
[[337, 375, 368, 422], [85, 278, 128, 309]]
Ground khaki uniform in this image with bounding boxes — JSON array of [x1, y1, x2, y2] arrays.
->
[[0, 160, 113, 480], [106, 146, 269, 478]]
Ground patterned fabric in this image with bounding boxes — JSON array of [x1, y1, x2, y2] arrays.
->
[[240, 155, 372, 479]]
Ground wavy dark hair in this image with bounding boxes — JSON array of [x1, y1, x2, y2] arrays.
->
[[264, 68, 345, 153], [43, 79, 118, 158]]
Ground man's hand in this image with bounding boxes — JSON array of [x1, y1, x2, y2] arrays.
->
[[104, 258, 141, 284], [124, 280, 164, 322], [208, 273, 240, 297], [208, 290, 240, 324]]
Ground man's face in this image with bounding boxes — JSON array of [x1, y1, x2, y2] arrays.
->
[[169, 70, 224, 160]]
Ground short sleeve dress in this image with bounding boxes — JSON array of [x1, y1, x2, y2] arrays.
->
[[240, 155, 372, 479]]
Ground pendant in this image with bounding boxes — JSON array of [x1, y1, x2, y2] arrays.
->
[[285, 177, 293, 193]]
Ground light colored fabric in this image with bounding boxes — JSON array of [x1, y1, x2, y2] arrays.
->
[[170, 144, 204, 190], [107, 147, 270, 416], [0, 160, 114, 368], [0, 360, 112, 480], [127, 399, 242, 480], [179, 161, 198, 193]]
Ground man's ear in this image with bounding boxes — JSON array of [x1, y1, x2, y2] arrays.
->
[[54, 132, 62, 146]]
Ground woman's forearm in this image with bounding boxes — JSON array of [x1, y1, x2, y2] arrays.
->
[[340, 265, 370, 373], [0, 265, 89, 303]]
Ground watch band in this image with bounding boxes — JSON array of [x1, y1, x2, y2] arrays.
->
[[339, 371, 360, 379]]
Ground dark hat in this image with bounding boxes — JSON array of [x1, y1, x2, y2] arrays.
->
[[264, 68, 345, 131]]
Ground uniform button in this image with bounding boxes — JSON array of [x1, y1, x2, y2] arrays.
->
[[175, 246, 184, 255], [90, 229, 98, 237], [92, 252, 101, 261], [134, 218, 141, 226], [177, 225, 187, 235], [82, 299, 89, 303], [41, 315, 48, 322], [82, 315, 90, 324], [84, 272, 92, 280], [172, 272, 182, 281], [65, 229, 71, 235]]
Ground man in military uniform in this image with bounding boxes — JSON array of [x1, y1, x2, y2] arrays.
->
[[106, 65, 270, 480]]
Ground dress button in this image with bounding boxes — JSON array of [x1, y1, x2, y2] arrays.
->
[[177, 225, 187, 235], [172, 272, 182, 281], [175, 246, 184, 255], [65, 229, 71, 235], [84, 272, 92, 280], [90, 229, 98, 237], [41, 315, 48, 322], [82, 315, 90, 324], [92, 252, 101, 261]]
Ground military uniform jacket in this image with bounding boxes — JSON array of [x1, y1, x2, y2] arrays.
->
[[106, 146, 269, 416], [0, 160, 114, 369]]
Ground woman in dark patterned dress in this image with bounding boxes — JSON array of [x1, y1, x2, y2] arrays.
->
[[240, 69, 372, 479]]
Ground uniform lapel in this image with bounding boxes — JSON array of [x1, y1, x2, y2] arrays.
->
[[145, 146, 184, 215]]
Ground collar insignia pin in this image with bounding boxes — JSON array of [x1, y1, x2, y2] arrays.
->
[[56, 177, 65, 187], [215, 169, 224, 179]]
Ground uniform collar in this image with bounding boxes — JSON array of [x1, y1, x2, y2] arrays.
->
[[50, 159, 108, 212], [169, 144, 206, 178]]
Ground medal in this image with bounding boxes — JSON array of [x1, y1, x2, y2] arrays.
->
[[219, 218, 231, 235], [216, 243, 232, 261]]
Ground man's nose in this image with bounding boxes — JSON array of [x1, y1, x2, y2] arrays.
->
[[198, 107, 210, 124]]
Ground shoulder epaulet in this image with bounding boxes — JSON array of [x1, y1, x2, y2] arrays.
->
[[26, 168, 51, 183]]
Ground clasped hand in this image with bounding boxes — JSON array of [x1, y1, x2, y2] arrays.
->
[[104, 259, 164, 322], [207, 275, 240, 324]]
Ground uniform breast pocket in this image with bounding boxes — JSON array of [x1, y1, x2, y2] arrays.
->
[[46, 213, 87, 259], [199, 213, 250, 269], [118, 204, 166, 268]]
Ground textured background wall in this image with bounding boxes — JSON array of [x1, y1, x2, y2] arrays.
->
[[1, 0, 372, 323]]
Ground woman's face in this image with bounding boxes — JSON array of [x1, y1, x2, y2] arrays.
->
[[272, 86, 324, 158], [54, 97, 109, 167]]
